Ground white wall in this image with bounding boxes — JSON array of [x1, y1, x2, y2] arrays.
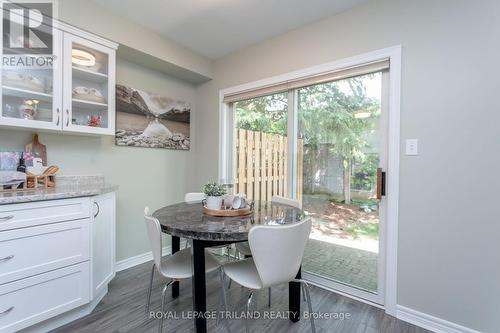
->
[[193, 0, 500, 331], [0, 58, 196, 261]]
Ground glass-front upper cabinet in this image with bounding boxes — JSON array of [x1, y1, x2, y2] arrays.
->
[[0, 7, 63, 130], [1, 5, 117, 135], [63, 33, 116, 135]]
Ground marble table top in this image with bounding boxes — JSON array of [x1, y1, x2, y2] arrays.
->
[[153, 201, 305, 241]]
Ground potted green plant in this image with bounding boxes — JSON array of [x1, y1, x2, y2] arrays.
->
[[203, 182, 227, 210]]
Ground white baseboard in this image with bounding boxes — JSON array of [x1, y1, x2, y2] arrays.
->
[[115, 241, 187, 272], [397, 305, 481, 333]]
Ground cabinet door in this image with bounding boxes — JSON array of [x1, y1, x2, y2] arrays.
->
[[0, 25, 63, 131], [0, 262, 90, 333], [91, 192, 116, 299], [62, 33, 116, 135]]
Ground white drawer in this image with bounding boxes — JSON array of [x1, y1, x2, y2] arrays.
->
[[0, 262, 90, 333], [0, 198, 91, 231], [0, 219, 90, 285]]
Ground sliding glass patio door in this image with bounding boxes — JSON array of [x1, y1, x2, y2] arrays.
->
[[226, 63, 390, 305], [297, 72, 388, 304]]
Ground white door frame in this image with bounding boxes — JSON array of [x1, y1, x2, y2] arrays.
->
[[218, 45, 401, 316]]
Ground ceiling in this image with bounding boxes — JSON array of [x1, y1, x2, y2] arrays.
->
[[92, 0, 369, 59]]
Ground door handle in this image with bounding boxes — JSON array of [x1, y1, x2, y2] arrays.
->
[[56, 108, 60, 126], [66, 109, 69, 127], [376, 168, 386, 200], [0, 215, 14, 222]]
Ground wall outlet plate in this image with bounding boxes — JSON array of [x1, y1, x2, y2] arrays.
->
[[405, 139, 418, 155]]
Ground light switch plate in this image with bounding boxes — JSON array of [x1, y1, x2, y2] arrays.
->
[[406, 139, 418, 155]]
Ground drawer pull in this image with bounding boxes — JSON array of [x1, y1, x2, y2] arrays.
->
[[93, 202, 100, 218], [0, 255, 14, 263], [0, 306, 14, 317], [0, 215, 14, 222]]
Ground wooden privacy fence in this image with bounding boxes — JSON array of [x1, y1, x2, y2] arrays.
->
[[235, 129, 303, 202]]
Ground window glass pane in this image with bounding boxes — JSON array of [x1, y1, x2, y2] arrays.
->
[[2, 4, 56, 124], [233, 93, 288, 201], [297, 73, 382, 293]]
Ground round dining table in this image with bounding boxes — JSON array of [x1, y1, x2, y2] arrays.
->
[[153, 200, 306, 333]]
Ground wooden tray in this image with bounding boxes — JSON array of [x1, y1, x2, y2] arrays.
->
[[203, 205, 253, 217], [0, 174, 56, 192]]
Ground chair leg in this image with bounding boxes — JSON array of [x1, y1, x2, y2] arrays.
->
[[145, 264, 155, 315], [245, 291, 254, 333], [268, 288, 271, 307], [159, 280, 174, 333], [217, 268, 228, 326], [302, 281, 316, 333], [227, 249, 235, 289]]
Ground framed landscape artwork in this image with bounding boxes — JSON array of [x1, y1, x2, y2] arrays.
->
[[115, 84, 191, 150]]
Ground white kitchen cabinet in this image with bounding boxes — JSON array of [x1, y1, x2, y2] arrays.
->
[[63, 33, 116, 135], [0, 30, 63, 131], [0, 17, 118, 135], [0, 194, 116, 332], [0, 262, 90, 333], [0, 197, 91, 231], [0, 219, 90, 285], [91, 192, 116, 299]]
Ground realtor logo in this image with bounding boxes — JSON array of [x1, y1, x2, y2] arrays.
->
[[2, 1, 55, 69]]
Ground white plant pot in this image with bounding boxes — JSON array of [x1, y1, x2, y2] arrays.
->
[[206, 196, 223, 210]]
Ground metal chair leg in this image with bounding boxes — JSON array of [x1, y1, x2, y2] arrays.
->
[[159, 280, 174, 333], [225, 245, 232, 261], [302, 281, 316, 333], [227, 249, 235, 289], [228, 248, 242, 290], [245, 291, 254, 333], [217, 268, 229, 326], [145, 264, 155, 315], [268, 288, 271, 307]]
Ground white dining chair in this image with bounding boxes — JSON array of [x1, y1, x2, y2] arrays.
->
[[143, 207, 225, 333], [235, 196, 302, 258], [232, 196, 303, 306], [221, 217, 315, 333], [184, 192, 205, 203]]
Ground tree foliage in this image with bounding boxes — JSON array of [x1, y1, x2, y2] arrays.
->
[[235, 93, 287, 135], [234, 74, 381, 202], [297, 76, 380, 162]]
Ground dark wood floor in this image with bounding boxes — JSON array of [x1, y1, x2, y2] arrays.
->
[[51, 260, 430, 333]]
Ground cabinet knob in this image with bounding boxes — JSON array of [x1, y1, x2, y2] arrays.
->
[[66, 109, 70, 127], [0, 215, 14, 222], [56, 108, 60, 126]]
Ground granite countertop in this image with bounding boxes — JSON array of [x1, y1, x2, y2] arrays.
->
[[0, 175, 118, 205], [153, 201, 305, 241]]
